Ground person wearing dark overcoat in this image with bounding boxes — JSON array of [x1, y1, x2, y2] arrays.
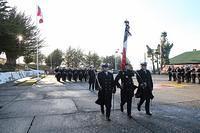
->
[[115, 63, 137, 118], [95, 64, 116, 121], [136, 62, 154, 116], [88, 67, 96, 91]]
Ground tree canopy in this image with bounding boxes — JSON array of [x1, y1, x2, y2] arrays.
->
[[0, 0, 43, 70]]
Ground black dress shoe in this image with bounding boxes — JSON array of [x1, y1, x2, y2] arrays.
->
[[128, 115, 133, 119], [120, 104, 124, 112], [106, 117, 111, 121], [146, 112, 152, 116], [101, 110, 104, 115], [137, 104, 141, 111]]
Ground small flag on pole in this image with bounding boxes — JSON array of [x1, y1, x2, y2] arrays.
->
[[37, 6, 43, 23]]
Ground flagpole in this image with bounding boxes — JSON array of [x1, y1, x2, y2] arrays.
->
[[36, 2, 39, 79]]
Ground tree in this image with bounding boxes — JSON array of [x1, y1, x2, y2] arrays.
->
[[103, 55, 115, 69], [154, 44, 160, 72], [102, 55, 130, 70], [163, 42, 173, 65], [90, 52, 101, 68], [64, 46, 84, 68], [65, 46, 75, 67], [85, 51, 92, 66], [32, 51, 46, 65], [146, 45, 156, 74], [160, 32, 173, 68], [24, 54, 33, 64], [45, 49, 63, 68], [72, 48, 84, 67], [0, 6, 43, 69]]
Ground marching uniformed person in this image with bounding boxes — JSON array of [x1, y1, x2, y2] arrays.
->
[[95, 64, 116, 121], [136, 62, 154, 116], [115, 63, 137, 118]]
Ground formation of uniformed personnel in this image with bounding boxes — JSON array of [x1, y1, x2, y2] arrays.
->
[[88, 66, 96, 91], [168, 65, 200, 84], [136, 62, 154, 116], [115, 63, 137, 118], [54, 67, 89, 83], [95, 64, 116, 121]]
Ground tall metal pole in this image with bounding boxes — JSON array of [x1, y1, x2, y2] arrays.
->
[[144, 52, 146, 62], [36, 1, 39, 79], [37, 40, 39, 78], [115, 54, 117, 70]]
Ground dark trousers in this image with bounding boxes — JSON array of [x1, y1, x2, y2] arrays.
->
[[138, 97, 151, 113], [121, 94, 132, 116], [89, 83, 95, 90], [168, 73, 172, 81], [101, 105, 111, 118], [192, 75, 196, 83], [181, 76, 185, 82], [173, 74, 176, 81]]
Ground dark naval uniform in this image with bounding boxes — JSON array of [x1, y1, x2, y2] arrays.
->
[[136, 68, 153, 115], [67, 68, 73, 81], [88, 69, 96, 91], [73, 69, 78, 82], [115, 70, 137, 117], [197, 68, 200, 84], [55, 68, 61, 82], [167, 66, 172, 81], [180, 67, 185, 82], [191, 68, 196, 83], [95, 71, 116, 121]]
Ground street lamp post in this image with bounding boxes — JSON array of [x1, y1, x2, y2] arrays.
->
[[17, 35, 23, 65]]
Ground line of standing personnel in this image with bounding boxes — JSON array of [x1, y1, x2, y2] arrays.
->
[[168, 66, 200, 84], [54, 67, 88, 82], [95, 62, 154, 121]]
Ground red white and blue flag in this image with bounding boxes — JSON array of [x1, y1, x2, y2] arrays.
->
[[121, 20, 131, 70], [37, 5, 43, 23]]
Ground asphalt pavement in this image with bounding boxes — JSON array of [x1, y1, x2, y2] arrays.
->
[[0, 75, 200, 133]]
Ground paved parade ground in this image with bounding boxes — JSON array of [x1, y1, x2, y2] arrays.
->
[[0, 75, 200, 133]]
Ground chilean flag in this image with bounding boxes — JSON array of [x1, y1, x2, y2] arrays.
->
[[121, 20, 131, 70], [37, 6, 43, 23]]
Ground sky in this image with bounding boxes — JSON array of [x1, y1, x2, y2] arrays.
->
[[7, 0, 200, 69]]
